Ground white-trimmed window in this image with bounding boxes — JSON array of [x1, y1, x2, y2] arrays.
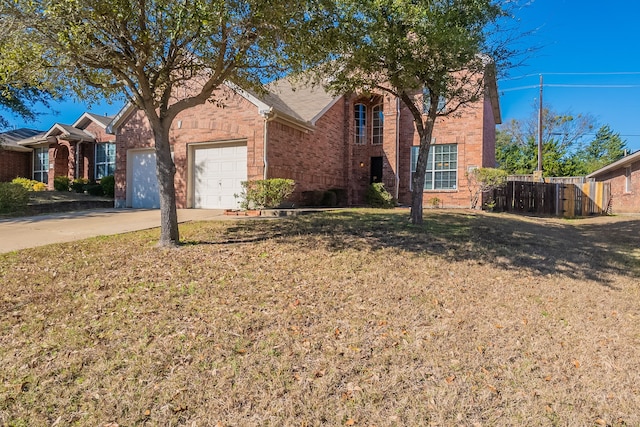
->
[[34, 146, 49, 184], [625, 166, 632, 193], [95, 143, 116, 179], [411, 144, 458, 190], [422, 88, 446, 114], [354, 103, 366, 144], [372, 104, 384, 144]]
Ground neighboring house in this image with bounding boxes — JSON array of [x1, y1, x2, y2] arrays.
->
[[587, 150, 640, 213], [0, 128, 42, 182], [110, 74, 501, 210], [10, 113, 116, 189]]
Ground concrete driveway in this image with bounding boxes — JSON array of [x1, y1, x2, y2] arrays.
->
[[0, 209, 227, 254]]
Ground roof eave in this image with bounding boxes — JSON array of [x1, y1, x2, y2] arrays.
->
[[586, 151, 640, 178]]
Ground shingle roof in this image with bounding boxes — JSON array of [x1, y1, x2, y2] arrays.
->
[[264, 79, 339, 124], [46, 123, 95, 141], [586, 150, 640, 178], [0, 128, 42, 152]]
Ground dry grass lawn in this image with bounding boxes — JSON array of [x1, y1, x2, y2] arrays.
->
[[1, 209, 639, 426]]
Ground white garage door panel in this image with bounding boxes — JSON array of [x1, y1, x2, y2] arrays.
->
[[131, 151, 160, 209], [194, 144, 247, 209]]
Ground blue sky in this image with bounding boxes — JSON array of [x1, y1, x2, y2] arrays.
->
[[5, 0, 640, 152], [500, 0, 640, 151]]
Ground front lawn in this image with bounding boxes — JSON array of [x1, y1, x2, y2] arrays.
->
[[1, 210, 639, 426]]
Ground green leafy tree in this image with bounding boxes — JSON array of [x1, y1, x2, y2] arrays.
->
[[571, 125, 627, 175], [466, 167, 507, 209], [320, 0, 513, 224], [496, 106, 598, 177], [3, 0, 331, 246], [0, 15, 58, 128]]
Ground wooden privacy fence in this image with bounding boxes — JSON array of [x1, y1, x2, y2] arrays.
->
[[491, 181, 611, 217]]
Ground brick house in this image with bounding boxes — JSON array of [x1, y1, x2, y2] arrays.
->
[[7, 113, 116, 189], [0, 128, 41, 182], [110, 74, 501, 209], [587, 150, 640, 213]]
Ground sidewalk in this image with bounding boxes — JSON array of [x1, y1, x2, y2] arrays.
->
[[0, 209, 226, 254]]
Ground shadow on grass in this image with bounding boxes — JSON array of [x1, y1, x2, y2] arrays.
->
[[184, 209, 640, 287]]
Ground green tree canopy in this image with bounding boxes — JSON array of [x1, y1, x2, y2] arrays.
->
[[0, 15, 59, 128], [2, 0, 334, 245], [496, 106, 601, 177], [317, 0, 514, 224]]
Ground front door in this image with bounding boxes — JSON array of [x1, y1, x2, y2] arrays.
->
[[370, 156, 383, 184]]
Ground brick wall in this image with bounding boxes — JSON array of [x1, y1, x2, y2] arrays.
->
[[0, 150, 30, 181], [268, 98, 347, 201], [114, 81, 498, 210], [594, 160, 640, 213], [116, 88, 265, 208], [393, 91, 491, 208]]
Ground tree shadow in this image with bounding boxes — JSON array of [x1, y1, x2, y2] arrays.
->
[[185, 210, 640, 287]]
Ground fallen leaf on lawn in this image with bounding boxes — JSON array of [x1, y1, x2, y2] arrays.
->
[[143, 409, 151, 417], [544, 375, 552, 381], [522, 318, 528, 325], [595, 419, 606, 425], [445, 375, 456, 383], [573, 360, 581, 368], [345, 419, 356, 426], [334, 328, 341, 338], [494, 324, 503, 329]]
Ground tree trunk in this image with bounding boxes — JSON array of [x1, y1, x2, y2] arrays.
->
[[409, 131, 431, 224], [151, 122, 180, 247]]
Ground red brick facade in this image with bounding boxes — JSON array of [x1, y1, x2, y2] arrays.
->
[[114, 80, 500, 209], [588, 153, 640, 213], [0, 149, 31, 182]]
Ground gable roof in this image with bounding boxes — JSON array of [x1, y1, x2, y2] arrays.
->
[[263, 79, 341, 125], [73, 112, 114, 130], [586, 150, 640, 179], [43, 123, 95, 142], [107, 78, 342, 134]]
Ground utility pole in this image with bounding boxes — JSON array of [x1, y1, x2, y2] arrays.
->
[[537, 74, 543, 173]]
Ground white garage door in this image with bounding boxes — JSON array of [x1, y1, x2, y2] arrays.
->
[[193, 143, 247, 209], [130, 150, 160, 209]]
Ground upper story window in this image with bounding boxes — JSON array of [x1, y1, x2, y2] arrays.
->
[[354, 103, 367, 145], [422, 88, 446, 114], [625, 166, 632, 193], [34, 146, 49, 184], [372, 104, 384, 145], [411, 144, 458, 190], [95, 142, 116, 179]]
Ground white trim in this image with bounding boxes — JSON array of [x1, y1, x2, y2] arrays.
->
[[106, 102, 137, 135], [72, 112, 109, 130], [310, 96, 342, 125], [587, 150, 640, 179], [225, 81, 272, 113]]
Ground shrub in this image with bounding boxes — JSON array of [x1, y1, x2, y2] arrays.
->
[[11, 177, 46, 191], [71, 178, 88, 193], [84, 183, 104, 196], [365, 182, 395, 208], [53, 176, 71, 192], [320, 190, 337, 207], [100, 175, 115, 198], [236, 179, 295, 209], [0, 183, 29, 215]]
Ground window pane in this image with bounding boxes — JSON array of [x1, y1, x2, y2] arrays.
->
[[354, 104, 366, 144], [372, 105, 383, 144]]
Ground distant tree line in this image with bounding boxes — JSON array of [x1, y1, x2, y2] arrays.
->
[[496, 106, 628, 177]]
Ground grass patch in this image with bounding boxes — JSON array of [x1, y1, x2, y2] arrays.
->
[[1, 209, 639, 426]]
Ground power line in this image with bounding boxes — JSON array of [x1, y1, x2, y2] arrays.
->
[[500, 84, 640, 92], [501, 72, 640, 81]]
